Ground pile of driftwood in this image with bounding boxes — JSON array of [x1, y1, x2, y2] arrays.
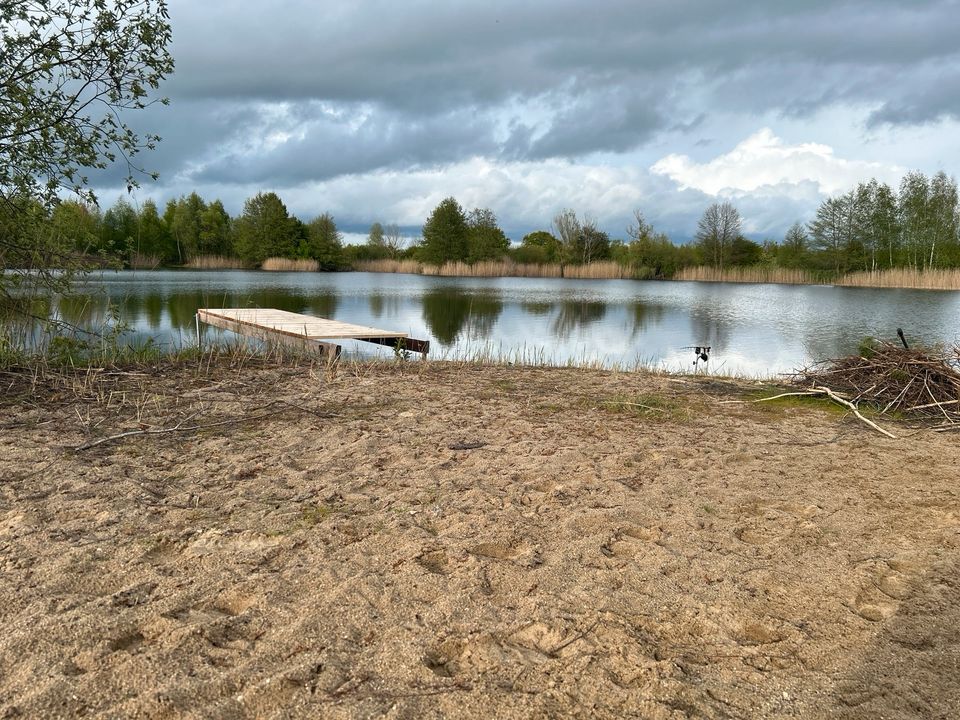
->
[[786, 341, 960, 435]]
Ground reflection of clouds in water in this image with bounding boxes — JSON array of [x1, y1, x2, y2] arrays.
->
[[23, 271, 960, 374]]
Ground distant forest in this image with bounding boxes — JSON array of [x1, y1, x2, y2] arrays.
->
[[5, 170, 959, 279]]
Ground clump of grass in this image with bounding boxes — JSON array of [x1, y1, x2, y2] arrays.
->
[[261, 257, 319, 272], [300, 504, 332, 526], [749, 387, 848, 416]]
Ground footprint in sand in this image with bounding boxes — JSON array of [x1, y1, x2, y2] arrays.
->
[[852, 559, 916, 622], [733, 523, 785, 545], [416, 549, 450, 575], [468, 542, 515, 561]]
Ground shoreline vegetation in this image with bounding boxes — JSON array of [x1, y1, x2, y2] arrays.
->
[[348, 259, 960, 290], [7, 172, 960, 299]]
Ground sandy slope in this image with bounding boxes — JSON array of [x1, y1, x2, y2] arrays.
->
[[1, 361, 958, 719]]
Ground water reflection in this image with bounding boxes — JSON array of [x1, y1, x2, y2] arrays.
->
[[551, 300, 607, 339], [421, 288, 503, 345], [4, 270, 958, 375], [629, 301, 665, 337], [521, 301, 553, 316]]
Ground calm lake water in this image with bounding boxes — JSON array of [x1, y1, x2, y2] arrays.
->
[[19, 269, 960, 375]]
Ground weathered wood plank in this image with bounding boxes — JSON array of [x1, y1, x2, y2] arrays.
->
[[197, 310, 341, 358], [199, 308, 407, 340], [196, 308, 429, 357]]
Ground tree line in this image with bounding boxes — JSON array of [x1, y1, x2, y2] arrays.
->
[[7, 191, 348, 270], [5, 171, 959, 278]]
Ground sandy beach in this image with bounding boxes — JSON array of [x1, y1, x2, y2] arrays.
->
[[1, 359, 957, 719]]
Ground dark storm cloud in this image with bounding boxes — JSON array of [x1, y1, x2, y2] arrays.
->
[[168, 0, 958, 109], [93, 0, 959, 241], [193, 103, 501, 185], [867, 65, 960, 126], [147, 0, 960, 187]]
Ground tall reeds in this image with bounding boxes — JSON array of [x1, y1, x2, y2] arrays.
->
[[353, 258, 629, 279], [186, 255, 247, 270], [128, 252, 162, 270], [261, 257, 320, 272], [675, 265, 960, 289], [674, 266, 817, 285], [837, 268, 960, 290], [354, 259, 424, 274], [423, 260, 565, 277], [562, 261, 629, 279]]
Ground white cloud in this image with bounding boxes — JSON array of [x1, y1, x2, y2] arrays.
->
[[275, 157, 655, 235], [650, 128, 903, 196]]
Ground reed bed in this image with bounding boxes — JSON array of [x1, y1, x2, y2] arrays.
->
[[675, 266, 817, 285], [185, 255, 247, 270], [128, 252, 162, 270], [424, 260, 564, 278], [261, 257, 320, 272], [837, 268, 960, 290], [354, 258, 567, 278], [562, 261, 630, 280], [354, 259, 424, 274]]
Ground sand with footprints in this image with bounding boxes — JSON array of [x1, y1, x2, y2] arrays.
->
[[1, 360, 958, 718]]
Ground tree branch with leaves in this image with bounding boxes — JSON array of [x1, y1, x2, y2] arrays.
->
[[1, 0, 173, 302]]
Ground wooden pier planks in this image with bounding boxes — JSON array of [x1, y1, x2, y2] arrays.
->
[[196, 308, 429, 356]]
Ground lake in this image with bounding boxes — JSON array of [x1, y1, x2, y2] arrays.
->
[[16, 269, 960, 375]]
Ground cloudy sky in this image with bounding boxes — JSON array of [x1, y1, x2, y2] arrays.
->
[[100, 0, 960, 243]]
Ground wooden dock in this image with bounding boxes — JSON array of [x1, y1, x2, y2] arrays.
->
[[196, 308, 429, 358]]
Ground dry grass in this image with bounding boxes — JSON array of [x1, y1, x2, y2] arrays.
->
[[354, 259, 423, 274], [562, 261, 629, 279], [354, 259, 566, 277], [128, 252, 162, 270], [837, 268, 960, 290], [675, 266, 817, 285], [185, 255, 247, 270], [261, 257, 319, 272], [424, 260, 564, 278]]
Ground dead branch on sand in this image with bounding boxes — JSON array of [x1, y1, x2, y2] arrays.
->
[[771, 341, 960, 434]]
